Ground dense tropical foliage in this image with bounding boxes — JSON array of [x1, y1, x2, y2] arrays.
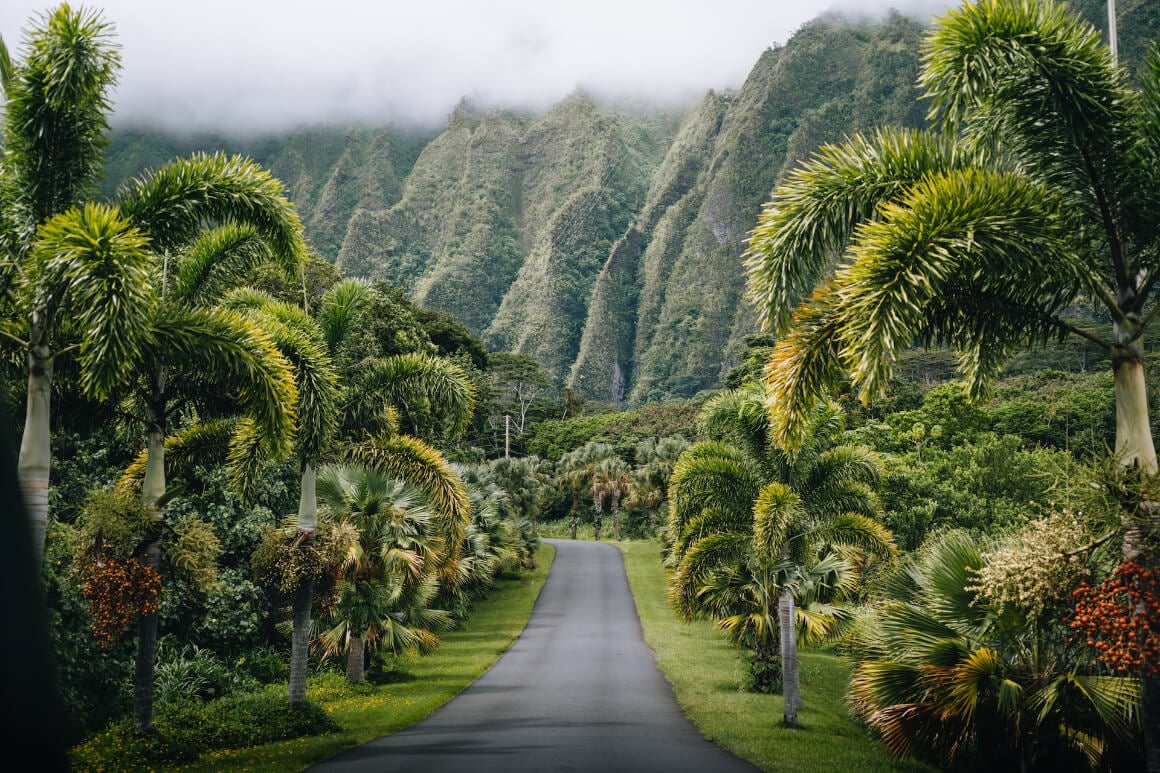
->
[[5, 0, 1160, 771]]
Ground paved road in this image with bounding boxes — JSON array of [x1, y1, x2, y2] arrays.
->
[[309, 538, 759, 773]]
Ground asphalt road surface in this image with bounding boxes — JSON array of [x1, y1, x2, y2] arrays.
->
[[309, 538, 760, 773]]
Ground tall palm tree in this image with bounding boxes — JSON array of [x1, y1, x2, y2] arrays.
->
[[222, 288, 340, 704], [105, 171, 306, 730], [849, 530, 1141, 770], [556, 441, 616, 539], [316, 464, 453, 684], [1, 6, 140, 567], [668, 385, 893, 726], [743, 0, 1160, 752]]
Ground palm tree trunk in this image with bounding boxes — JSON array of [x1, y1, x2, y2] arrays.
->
[[1112, 345, 1158, 475], [570, 491, 579, 540], [17, 345, 52, 572], [133, 418, 167, 732], [289, 578, 313, 703], [1112, 337, 1160, 772], [778, 589, 802, 727], [611, 498, 620, 541], [593, 498, 603, 541], [346, 633, 365, 684], [290, 463, 318, 704]]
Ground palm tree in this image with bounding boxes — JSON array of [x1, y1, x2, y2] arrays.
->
[[1, 6, 141, 567], [622, 475, 664, 535], [556, 441, 616, 539], [696, 550, 857, 693], [455, 462, 534, 592], [628, 436, 689, 536], [316, 464, 453, 684], [746, 0, 1159, 464], [848, 529, 1141, 770], [668, 385, 893, 726], [743, 0, 1160, 750], [223, 288, 340, 704], [489, 455, 552, 535], [592, 457, 632, 541]]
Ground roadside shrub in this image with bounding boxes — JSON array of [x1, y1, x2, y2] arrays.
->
[[69, 689, 340, 771], [235, 645, 290, 684], [162, 691, 340, 748]]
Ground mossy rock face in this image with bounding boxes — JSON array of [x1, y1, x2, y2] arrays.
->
[[101, 2, 1159, 402]]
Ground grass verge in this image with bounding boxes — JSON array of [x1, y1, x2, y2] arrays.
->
[[170, 541, 555, 772], [617, 540, 934, 773]]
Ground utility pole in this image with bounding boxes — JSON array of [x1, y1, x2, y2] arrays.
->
[[1107, 0, 1118, 67], [504, 414, 510, 458]]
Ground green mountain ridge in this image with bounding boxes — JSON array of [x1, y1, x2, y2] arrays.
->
[[100, 2, 1157, 403]]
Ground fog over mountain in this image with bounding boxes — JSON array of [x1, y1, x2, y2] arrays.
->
[[0, 0, 954, 132]]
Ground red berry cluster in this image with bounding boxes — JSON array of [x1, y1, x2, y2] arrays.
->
[[80, 558, 162, 648], [1069, 562, 1160, 677]]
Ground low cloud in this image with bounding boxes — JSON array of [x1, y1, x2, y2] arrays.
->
[[0, 0, 954, 133]]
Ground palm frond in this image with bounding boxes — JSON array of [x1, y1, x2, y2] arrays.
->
[[318, 278, 374, 358], [119, 418, 237, 490], [668, 441, 762, 535], [239, 303, 338, 464], [744, 127, 970, 337], [341, 435, 470, 558], [763, 282, 847, 452], [146, 305, 298, 460], [168, 224, 272, 306], [33, 202, 155, 399], [810, 512, 896, 562], [838, 168, 1075, 403], [697, 384, 771, 461], [359, 352, 476, 438], [1031, 674, 1141, 748], [752, 482, 801, 564], [115, 151, 306, 270], [2, 5, 119, 227], [670, 531, 751, 621], [921, 0, 1132, 197]]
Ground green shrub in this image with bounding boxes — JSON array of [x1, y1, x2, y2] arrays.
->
[[235, 645, 290, 684], [71, 691, 340, 770], [162, 691, 340, 748]]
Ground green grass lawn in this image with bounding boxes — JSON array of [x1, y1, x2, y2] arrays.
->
[[171, 541, 555, 772], [617, 539, 935, 773]]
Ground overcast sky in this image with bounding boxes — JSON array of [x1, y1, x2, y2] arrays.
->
[[1, 1, 956, 133]]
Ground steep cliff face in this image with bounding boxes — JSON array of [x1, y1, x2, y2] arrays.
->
[[480, 95, 672, 382], [334, 93, 674, 382], [103, 124, 430, 262], [104, 3, 1151, 403], [575, 12, 929, 403]]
